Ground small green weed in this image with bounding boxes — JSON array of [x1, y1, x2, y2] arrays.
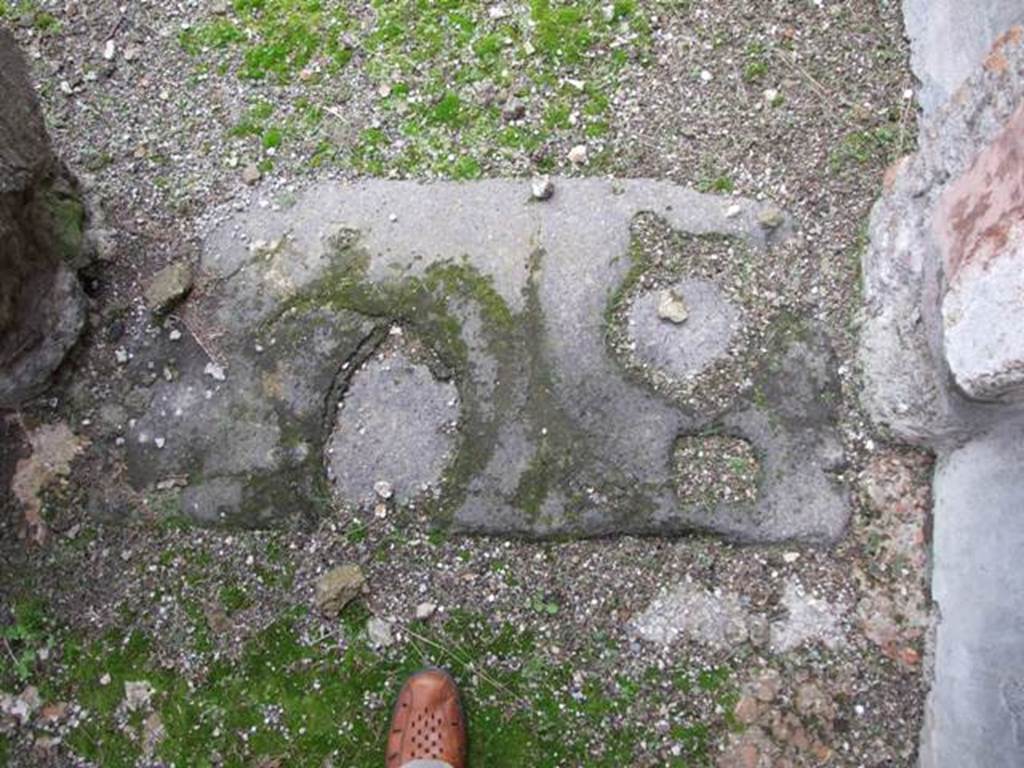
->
[[2, 0, 61, 31], [0, 600, 55, 685], [743, 41, 769, 82], [528, 593, 560, 615], [697, 174, 735, 194], [830, 124, 901, 172]]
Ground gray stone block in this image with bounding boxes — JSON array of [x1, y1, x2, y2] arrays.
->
[[123, 179, 848, 542], [922, 422, 1024, 768], [903, 0, 1024, 116]]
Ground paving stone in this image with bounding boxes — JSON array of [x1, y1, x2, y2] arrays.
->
[[123, 179, 846, 542]]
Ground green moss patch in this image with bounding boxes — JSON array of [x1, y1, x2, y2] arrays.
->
[[45, 188, 86, 266], [179, 0, 354, 82], [180, 0, 653, 177], [17, 605, 738, 767]]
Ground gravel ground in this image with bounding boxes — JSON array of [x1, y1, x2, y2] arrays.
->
[[0, 1, 929, 766]]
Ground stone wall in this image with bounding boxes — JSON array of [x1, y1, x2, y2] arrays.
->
[[860, 22, 1024, 768], [903, 0, 1024, 116], [860, 28, 1024, 445], [0, 30, 87, 408]]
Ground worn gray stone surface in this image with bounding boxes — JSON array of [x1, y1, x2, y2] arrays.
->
[[128, 304, 377, 526], [903, 0, 1024, 116], [943, 233, 1024, 401], [627, 279, 740, 380], [633, 576, 846, 655], [325, 348, 459, 506], [632, 578, 751, 649], [859, 28, 1024, 446], [921, 422, 1024, 768], [123, 178, 847, 541]]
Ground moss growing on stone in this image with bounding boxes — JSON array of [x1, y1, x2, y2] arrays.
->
[[271, 234, 520, 522], [45, 188, 86, 266]]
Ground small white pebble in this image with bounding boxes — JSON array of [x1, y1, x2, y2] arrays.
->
[[204, 362, 226, 381], [568, 144, 588, 165]]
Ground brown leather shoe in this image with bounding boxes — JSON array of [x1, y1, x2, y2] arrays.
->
[[385, 668, 467, 768]]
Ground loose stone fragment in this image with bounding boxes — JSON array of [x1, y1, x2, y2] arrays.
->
[[502, 98, 525, 122], [568, 144, 588, 164], [241, 163, 261, 185], [367, 617, 395, 648], [0, 686, 40, 724], [203, 362, 226, 381], [757, 206, 785, 230], [531, 175, 555, 201], [656, 288, 689, 324], [123, 681, 154, 712], [314, 563, 366, 616], [144, 261, 194, 314]]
